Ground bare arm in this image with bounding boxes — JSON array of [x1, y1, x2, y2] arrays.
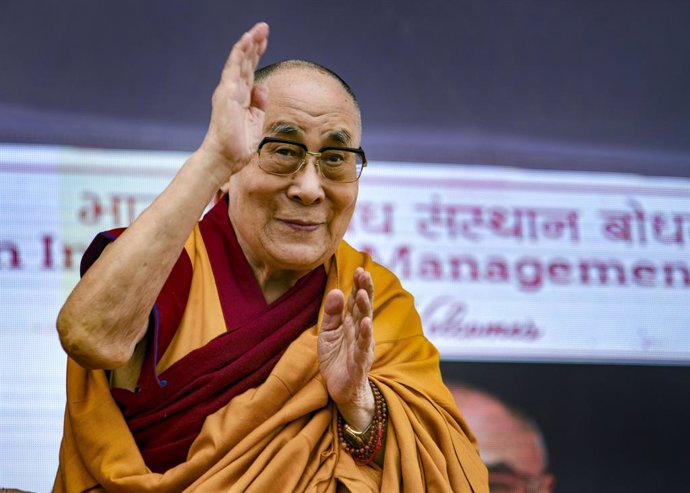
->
[[56, 23, 270, 369]]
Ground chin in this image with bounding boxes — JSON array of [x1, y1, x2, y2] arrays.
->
[[272, 246, 331, 272]]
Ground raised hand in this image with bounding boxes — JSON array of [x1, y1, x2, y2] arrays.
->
[[56, 23, 271, 371], [200, 22, 270, 181], [318, 268, 376, 431]]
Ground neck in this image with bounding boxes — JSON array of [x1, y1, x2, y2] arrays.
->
[[228, 216, 312, 302], [250, 263, 308, 303]]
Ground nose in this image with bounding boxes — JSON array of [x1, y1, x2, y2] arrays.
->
[[286, 155, 325, 205]]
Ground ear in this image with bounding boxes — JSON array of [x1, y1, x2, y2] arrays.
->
[[540, 473, 556, 493]]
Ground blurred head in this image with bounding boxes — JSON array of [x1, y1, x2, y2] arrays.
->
[[450, 384, 556, 493], [226, 61, 362, 282]]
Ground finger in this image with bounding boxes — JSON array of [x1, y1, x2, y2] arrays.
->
[[356, 316, 374, 353], [347, 267, 364, 313], [359, 270, 374, 312], [321, 289, 344, 332], [257, 28, 269, 57], [250, 84, 269, 112], [346, 286, 363, 321], [240, 33, 260, 81], [239, 44, 258, 84], [223, 31, 252, 81], [354, 288, 372, 322], [353, 317, 374, 374], [244, 22, 269, 75], [249, 21, 270, 45], [249, 22, 269, 64], [222, 22, 269, 83], [351, 269, 373, 316]]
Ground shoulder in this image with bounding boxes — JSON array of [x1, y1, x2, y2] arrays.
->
[[336, 240, 402, 291], [336, 240, 422, 341]]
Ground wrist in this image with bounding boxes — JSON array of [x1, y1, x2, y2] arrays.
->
[[341, 418, 375, 449], [192, 144, 232, 184], [335, 381, 375, 432], [337, 380, 388, 466]]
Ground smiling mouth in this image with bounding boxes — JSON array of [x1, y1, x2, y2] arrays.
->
[[278, 219, 322, 232]]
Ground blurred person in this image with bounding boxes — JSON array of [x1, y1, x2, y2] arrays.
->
[[449, 383, 555, 493], [53, 22, 487, 492]]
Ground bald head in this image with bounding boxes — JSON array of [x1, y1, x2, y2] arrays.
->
[[451, 385, 548, 475], [252, 60, 363, 147], [449, 384, 556, 492], [255, 59, 359, 110]]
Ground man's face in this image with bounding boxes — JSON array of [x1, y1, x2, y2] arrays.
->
[[226, 67, 361, 280], [452, 388, 556, 493]]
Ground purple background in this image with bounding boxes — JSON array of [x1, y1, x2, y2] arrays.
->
[[2, 0, 689, 175]]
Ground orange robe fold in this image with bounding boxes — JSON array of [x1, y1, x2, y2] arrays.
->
[[54, 237, 488, 492]]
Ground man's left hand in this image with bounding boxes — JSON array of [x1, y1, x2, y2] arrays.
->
[[318, 267, 375, 431]]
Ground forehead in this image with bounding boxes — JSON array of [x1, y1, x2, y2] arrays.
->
[[456, 391, 546, 475], [259, 67, 361, 144]]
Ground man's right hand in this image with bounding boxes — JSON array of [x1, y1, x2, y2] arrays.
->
[[199, 22, 270, 184], [56, 22, 270, 370]]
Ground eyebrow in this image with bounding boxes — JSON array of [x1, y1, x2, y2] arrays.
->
[[268, 121, 353, 147], [269, 121, 302, 137], [327, 130, 352, 146]]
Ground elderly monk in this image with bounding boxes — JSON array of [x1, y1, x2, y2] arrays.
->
[[54, 22, 487, 492]]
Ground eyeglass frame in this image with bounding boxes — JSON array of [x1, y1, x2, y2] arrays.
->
[[256, 136, 367, 183], [488, 463, 548, 493]]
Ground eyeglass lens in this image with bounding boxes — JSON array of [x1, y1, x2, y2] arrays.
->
[[259, 141, 363, 182]]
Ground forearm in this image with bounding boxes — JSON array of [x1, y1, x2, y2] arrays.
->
[[57, 20, 270, 369], [57, 148, 231, 369]]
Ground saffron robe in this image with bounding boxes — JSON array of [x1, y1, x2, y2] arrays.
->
[[90, 199, 328, 473], [54, 203, 488, 492]]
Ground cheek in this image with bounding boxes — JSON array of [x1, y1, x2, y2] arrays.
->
[[330, 191, 358, 234], [340, 188, 358, 219], [228, 187, 272, 240], [230, 173, 277, 212]]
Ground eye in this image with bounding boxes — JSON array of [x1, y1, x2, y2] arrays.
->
[[274, 145, 299, 157], [262, 142, 305, 163], [321, 150, 346, 166]]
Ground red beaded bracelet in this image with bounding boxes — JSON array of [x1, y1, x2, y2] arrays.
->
[[337, 380, 388, 465]]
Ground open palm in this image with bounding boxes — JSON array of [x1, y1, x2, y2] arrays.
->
[[202, 22, 269, 178], [318, 268, 375, 429]]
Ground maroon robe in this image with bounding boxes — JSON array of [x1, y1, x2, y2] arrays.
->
[[80, 197, 326, 472]]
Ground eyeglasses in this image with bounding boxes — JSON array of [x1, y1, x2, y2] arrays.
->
[[489, 464, 546, 493], [257, 137, 367, 183]]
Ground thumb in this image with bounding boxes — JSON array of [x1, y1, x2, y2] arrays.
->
[[251, 83, 269, 111], [321, 289, 345, 332]]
